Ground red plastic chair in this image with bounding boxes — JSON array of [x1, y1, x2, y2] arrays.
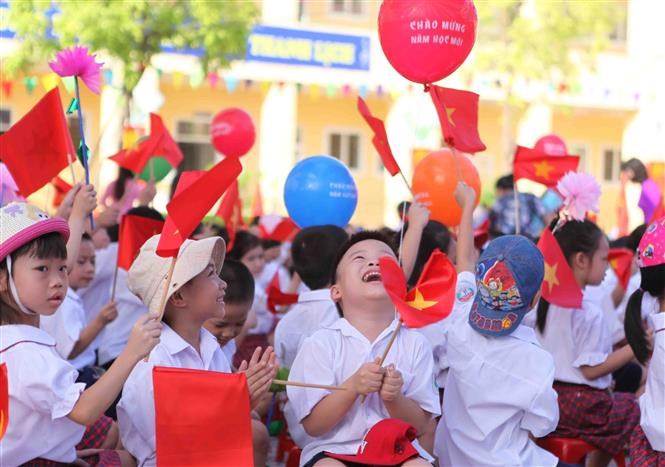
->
[[286, 446, 301, 467], [537, 437, 625, 467]]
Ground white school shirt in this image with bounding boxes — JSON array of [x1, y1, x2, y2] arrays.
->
[[117, 324, 232, 467], [417, 271, 477, 388], [287, 318, 440, 466], [0, 325, 86, 465], [78, 243, 117, 325], [641, 310, 665, 451], [274, 289, 339, 369], [222, 339, 237, 369], [434, 320, 559, 467], [535, 298, 613, 389], [247, 287, 273, 335], [584, 282, 624, 345], [98, 267, 148, 365]]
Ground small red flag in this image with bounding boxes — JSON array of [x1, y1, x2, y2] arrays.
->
[[474, 218, 490, 250], [608, 248, 634, 290], [153, 366, 253, 466], [117, 214, 165, 270], [267, 271, 299, 313], [250, 183, 264, 218], [0, 362, 7, 440], [109, 113, 183, 174], [380, 250, 457, 328], [357, 97, 400, 176], [537, 228, 583, 308], [156, 171, 205, 258], [258, 215, 300, 242], [513, 146, 580, 188], [0, 89, 76, 196], [428, 85, 486, 154], [215, 180, 244, 252], [165, 157, 242, 254], [51, 176, 73, 208]]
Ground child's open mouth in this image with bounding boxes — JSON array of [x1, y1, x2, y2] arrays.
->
[[362, 270, 382, 283]]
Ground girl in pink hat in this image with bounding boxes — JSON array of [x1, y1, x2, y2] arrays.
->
[[0, 201, 161, 466]]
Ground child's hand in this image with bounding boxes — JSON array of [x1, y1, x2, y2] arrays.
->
[[349, 357, 385, 396], [407, 201, 430, 229], [379, 364, 403, 402], [125, 313, 161, 361], [71, 184, 97, 221], [54, 183, 83, 221], [238, 346, 278, 408], [454, 181, 476, 210], [96, 302, 118, 325]]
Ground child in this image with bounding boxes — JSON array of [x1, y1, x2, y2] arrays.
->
[[287, 230, 440, 467], [274, 225, 348, 369], [0, 201, 160, 465], [535, 218, 640, 467], [203, 259, 277, 467], [434, 184, 559, 466], [624, 217, 665, 465]]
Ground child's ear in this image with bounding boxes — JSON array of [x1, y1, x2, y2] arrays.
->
[[169, 289, 188, 309], [572, 251, 589, 271], [330, 283, 342, 302]]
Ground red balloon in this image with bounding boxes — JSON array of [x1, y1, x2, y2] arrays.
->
[[378, 0, 478, 84], [412, 148, 481, 227], [211, 108, 256, 158], [534, 134, 568, 156]]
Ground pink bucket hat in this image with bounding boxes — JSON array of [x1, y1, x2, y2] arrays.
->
[[637, 216, 665, 268]]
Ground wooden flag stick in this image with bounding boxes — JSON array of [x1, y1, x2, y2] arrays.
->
[[144, 256, 177, 362], [514, 184, 521, 235], [378, 320, 402, 367], [398, 169, 415, 198], [272, 379, 347, 391], [68, 156, 77, 185], [450, 145, 465, 183], [110, 264, 120, 302]]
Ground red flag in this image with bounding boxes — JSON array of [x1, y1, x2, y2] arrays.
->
[[258, 215, 300, 242], [109, 113, 183, 174], [537, 229, 583, 308], [474, 218, 490, 250], [380, 250, 457, 328], [0, 363, 7, 440], [164, 157, 242, 256], [153, 366, 253, 466], [267, 271, 299, 313], [608, 248, 634, 290], [428, 85, 486, 154], [357, 97, 400, 176], [156, 171, 205, 257], [51, 176, 73, 208], [117, 214, 165, 270], [0, 89, 76, 196], [513, 146, 580, 188], [215, 180, 244, 252], [250, 184, 264, 218]]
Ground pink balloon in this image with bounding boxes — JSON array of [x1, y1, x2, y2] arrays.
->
[[534, 134, 568, 156], [211, 108, 256, 158], [378, 0, 478, 84]]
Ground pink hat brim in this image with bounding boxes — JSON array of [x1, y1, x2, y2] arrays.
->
[[0, 218, 70, 261]]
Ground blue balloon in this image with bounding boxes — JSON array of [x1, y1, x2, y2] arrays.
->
[[284, 155, 358, 228]]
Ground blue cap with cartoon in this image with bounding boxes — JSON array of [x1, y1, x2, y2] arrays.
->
[[468, 235, 544, 337]]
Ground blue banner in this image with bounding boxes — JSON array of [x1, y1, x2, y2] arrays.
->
[[246, 25, 370, 71]]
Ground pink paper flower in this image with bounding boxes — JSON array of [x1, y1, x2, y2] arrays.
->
[[49, 46, 103, 94], [557, 171, 601, 221]]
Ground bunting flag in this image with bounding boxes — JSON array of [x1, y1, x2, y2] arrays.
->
[[215, 180, 244, 252], [513, 146, 580, 188], [117, 214, 165, 270], [267, 271, 299, 313], [0, 363, 7, 440], [163, 157, 242, 257], [51, 176, 73, 208], [428, 85, 486, 154], [0, 88, 76, 197], [608, 248, 634, 290], [357, 97, 400, 176], [109, 113, 184, 174], [537, 228, 583, 308], [380, 250, 457, 328], [154, 367, 253, 466]]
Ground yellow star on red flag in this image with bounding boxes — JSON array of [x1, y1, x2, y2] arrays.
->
[[543, 261, 560, 294], [445, 107, 456, 126], [406, 288, 438, 310], [533, 160, 554, 180]]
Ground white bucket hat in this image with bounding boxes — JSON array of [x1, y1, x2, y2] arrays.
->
[[128, 235, 226, 315]]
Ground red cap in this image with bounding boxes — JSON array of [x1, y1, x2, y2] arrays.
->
[[326, 419, 418, 465]]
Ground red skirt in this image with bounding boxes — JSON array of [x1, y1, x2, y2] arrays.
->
[[22, 415, 121, 466], [630, 425, 665, 467], [553, 381, 640, 456]]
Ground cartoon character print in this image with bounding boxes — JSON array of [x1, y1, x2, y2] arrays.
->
[[478, 259, 523, 310]]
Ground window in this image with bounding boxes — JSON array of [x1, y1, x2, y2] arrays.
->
[[330, 0, 365, 16], [569, 143, 589, 172], [176, 115, 216, 171], [327, 131, 361, 170], [602, 146, 622, 182], [0, 108, 11, 135]]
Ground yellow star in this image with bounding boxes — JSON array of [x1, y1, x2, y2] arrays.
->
[[543, 261, 560, 294], [533, 160, 554, 180], [446, 107, 456, 126], [406, 288, 437, 310], [609, 258, 618, 270]]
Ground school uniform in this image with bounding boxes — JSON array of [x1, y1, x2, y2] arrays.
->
[[78, 243, 117, 325], [417, 271, 477, 388], [274, 289, 338, 369], [287, 317, 440, 466], [535, 298, 640, 456], [117, 323, 232, 466], [0, 325, 86, 464], [221, 339, 237, 369], [630, 310, 665, 465], [234, 287, 273, 367]]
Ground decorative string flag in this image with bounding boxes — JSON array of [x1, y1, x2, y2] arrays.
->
[[427, 85, 486, 154]]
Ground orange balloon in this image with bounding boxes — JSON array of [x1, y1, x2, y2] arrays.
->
[[412, 149, 481, 227]]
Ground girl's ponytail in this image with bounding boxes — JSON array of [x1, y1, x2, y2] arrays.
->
[[624, 289, 650, 365], [536, 298, 550, 334]]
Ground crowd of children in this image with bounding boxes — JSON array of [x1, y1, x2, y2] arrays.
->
[[1, 164, 664, 467]]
